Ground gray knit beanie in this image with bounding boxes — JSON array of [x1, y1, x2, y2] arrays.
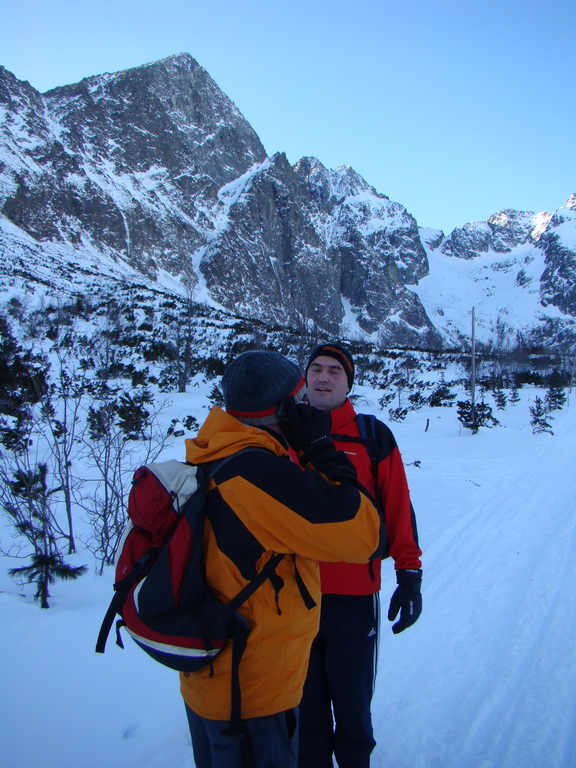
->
[[222, 351, 306, 426]]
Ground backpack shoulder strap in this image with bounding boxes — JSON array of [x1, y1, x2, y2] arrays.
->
[[197, 446, 270, 483], [331, 413, 380, 479], [356, 413, 379, 479]]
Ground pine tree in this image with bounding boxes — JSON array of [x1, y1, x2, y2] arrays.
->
[[388, 406, 408, 422], [208, 383, 225, 407], [0, 314, 47, 451], [1, 461, 86, 608], [9, 553, 87, 610], [428, 384, 456, 408], [457, 399, 499, 434], [408, 391, 427, 410], [457, 400, 478, 433], [530, 396, 554, 435], [493, 388, 508, 411], [545, 385, 566, 413]]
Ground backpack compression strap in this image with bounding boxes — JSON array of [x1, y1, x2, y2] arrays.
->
[[223, 551, 285, 734], [95, 547, 159, 654]]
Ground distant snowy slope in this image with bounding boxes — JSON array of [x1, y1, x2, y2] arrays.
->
[[416, 199, 576, 349]]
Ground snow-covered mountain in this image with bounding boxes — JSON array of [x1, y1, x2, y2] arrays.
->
[[417, 199, 576, 350], [1, 53, 575, 351]]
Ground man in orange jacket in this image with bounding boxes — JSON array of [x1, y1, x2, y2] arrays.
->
[[298, 343, 423, 768], [182, 350, 381, 768]]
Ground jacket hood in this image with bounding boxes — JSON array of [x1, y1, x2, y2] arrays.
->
[[185, 406, 287, 465]]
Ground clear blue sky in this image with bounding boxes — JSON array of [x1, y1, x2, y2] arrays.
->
[[2, 0, 574, 233]]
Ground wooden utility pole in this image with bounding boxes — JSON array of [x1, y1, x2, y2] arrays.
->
[[568, 353, 576, 406], [471, 306, 476, 424]]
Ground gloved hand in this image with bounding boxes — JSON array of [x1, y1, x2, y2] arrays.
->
[[388, 569, 422, 634], [277, 397, 331, 452]]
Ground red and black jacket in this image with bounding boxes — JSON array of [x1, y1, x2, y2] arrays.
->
[[320, 399, 422, 595]]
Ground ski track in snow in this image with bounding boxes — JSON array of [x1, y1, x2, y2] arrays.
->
[[371, 404, 576, 768]]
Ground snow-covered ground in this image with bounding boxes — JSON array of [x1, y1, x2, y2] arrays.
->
[[1, 382, 575, 768]]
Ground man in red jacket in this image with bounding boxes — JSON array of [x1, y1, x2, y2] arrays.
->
[[298, 343, 423, 768]]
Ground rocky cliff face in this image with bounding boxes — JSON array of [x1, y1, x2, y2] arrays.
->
[[1, 54, 267, 277], [539, 195, 576, 315], [198, 153, 441, 346], [1, 54, 574, 352], [293, 159, 439, 346]]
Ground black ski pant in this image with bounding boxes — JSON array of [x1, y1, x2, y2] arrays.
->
[[298, 593, 378, 768], [186, 704, 298, 768]]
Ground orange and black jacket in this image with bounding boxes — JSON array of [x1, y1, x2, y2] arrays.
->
[[319, 398, 422, 595], [180, 405, 381, 720]]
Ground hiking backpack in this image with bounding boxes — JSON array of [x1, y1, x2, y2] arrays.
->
[[95, 451, 283, 729]]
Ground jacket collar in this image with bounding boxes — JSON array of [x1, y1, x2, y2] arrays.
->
[[185, 406, 287, 465], [328, 398, 357, 432]]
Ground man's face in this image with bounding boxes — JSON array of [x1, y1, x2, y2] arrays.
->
[[306, 355, 349, 411]]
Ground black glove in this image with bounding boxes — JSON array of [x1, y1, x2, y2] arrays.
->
[[277, 397, 331, 452], [388, 569, 422, 634]]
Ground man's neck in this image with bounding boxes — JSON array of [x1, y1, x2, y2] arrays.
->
[[311, 398, 347, 413], [262, 424, 289, 447]]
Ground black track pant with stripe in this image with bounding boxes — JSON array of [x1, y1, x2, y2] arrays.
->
[[298, 593, 378, 768]]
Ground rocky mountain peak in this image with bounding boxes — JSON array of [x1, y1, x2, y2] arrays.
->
[[293, 157, 332, 204], [440, 221, 492, 259], [486, 209, 542, 253], [441, 206, 556, 259], [42, 53, 266, 186], [329, 165, 377, 201], [1, 56, 575, 353]]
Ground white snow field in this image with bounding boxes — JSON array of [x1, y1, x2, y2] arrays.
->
[[1, 384, 575, 768]]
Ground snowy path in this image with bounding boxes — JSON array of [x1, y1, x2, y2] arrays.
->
[[372, 404, 576, 768]]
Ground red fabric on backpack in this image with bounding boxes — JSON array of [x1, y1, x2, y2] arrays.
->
[[96, 454, 283, 731]]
